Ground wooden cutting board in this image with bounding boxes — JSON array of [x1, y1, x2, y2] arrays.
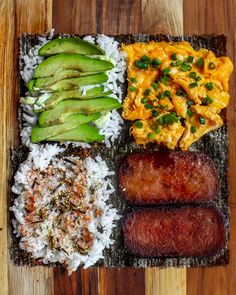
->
[[0, 0, 235, 294]]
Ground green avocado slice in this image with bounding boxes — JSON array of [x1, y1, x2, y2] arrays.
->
[[34, 86, 112, 112], [38, 97, 121, 127], [39, 37, 105, 56], [33, 53, 114, 78], [31, 112, 102, 142], [36, 73, 108, 92], [34, 69, 102, 88], [48, 124, 105, 142]]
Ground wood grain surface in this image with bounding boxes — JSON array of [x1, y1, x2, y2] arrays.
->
[[0, 0, 235, 294]]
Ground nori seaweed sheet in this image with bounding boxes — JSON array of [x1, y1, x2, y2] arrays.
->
[[10, 33, 230, 268]]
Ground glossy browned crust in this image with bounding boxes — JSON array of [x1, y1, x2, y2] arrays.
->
[[119, 151, 219, 205], [123, 207, 225, 258]]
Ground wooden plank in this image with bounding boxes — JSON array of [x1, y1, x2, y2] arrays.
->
[[184, 1, 236, 294], [145, 268, 186, 295], [99, 268, 145, 295], [141, 1, 186, 294], [53, 0, 142, 34], [0, 2, 15, 294], [0, 0, 53, 294], [142, 0, 183, 35]]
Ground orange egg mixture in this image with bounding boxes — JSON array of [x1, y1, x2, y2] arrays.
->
[[122, 41, 233, 150]]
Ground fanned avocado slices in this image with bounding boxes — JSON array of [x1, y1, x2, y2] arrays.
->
[[38, 97, 121, 127], [39, 37, 105, 56], [33, 86, 112, 112], [48, 124, 105, 142], [33, 53, 114, 78], [33, 69, 102, 88], [36, 73, 108, 92]]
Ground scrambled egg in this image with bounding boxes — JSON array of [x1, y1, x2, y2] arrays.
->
[[122, 41, 233, 150]]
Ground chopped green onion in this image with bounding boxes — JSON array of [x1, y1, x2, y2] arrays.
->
[[189, 71, 197, 78], [187, 109, 193, 117], [194, 76, 202, 81], [208, 62, 216, 70], [181, 64, 192, 72], [159, 104, 167, 110], [147, 132, 154, 140], [176, 60, 183, 66], [144, 88, 151, 96], [170, 62, 177, 67], [199, 117, 206, 125], [187, 100, 194, 106], [176, 88, 187, 97], [141, 97, 148, 104], [204, 95, 213, 104], [190, 126, 197, 133], [164, 90, 171, 98], [129, 86, 136, 92], [157, 93, 165, 100], [140, 55, 152, 64], [130, 77, 137, 83], [152, 82, 158, 90], [152, 58, 161, 66], [135, 61, 148, 70], [187, 56, 194, 63], [189, 82, 198, 88], [154, 128, 160, 134], [152, 110, 159, 117], [144, 103, 153, 109], [162, 68, 171, 75], [196, 57, 204, 68], [171, 53, 177, 60], [134, 121, 143, 128], [205, 82, 214, 90]]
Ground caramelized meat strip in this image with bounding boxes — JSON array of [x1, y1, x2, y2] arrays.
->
[[119, 151, 219, 205], [123, 207, 225, 257]]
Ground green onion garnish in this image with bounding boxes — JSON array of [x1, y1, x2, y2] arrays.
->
[[129, 86, 136, 92], [130, 77, 137, 83], [187, 109, 193, 117], [152, 82, 158, 90], [171, 53, 177, 60], [152, 110, 159, 117], [199, 117, 206, 125], [205, 82, 214, 91], [141, 97, 148, 104], [134, 121, 143, 128], [196, 57, 204, 68], [187, 56, 194, 63], [189, 82, 198, 88], [164, 90, 171, 98], [157, 93, 165, 100], [144, 88, 151, 96], [189, 71, 197, 78], [208, 62, 216, 70], [144, 103, 153, 109], [147, 132, 154, 140], [190, 126, 197, 133], [135, 61, 148, 70]]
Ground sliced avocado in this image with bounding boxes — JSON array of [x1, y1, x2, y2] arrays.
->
[[38, 97, 121, 127], [48, 124, 105, 142], [34, 86, 112, 112], [32, 112, 102, 142], [31, 121, 80, 142], [27, 79, 35, 92], [34, 69, 102, 88], [39, 37, 105, 56], [64, 112, 102, 123], [33, 53, 114, 78], [37, 73, 108, 92]]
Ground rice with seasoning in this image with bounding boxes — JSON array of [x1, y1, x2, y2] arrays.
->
[[10, 144, 119, 273]]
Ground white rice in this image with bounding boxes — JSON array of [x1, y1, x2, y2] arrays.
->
[[20, 31, 126, 148], [11, 145, 119, 273]]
